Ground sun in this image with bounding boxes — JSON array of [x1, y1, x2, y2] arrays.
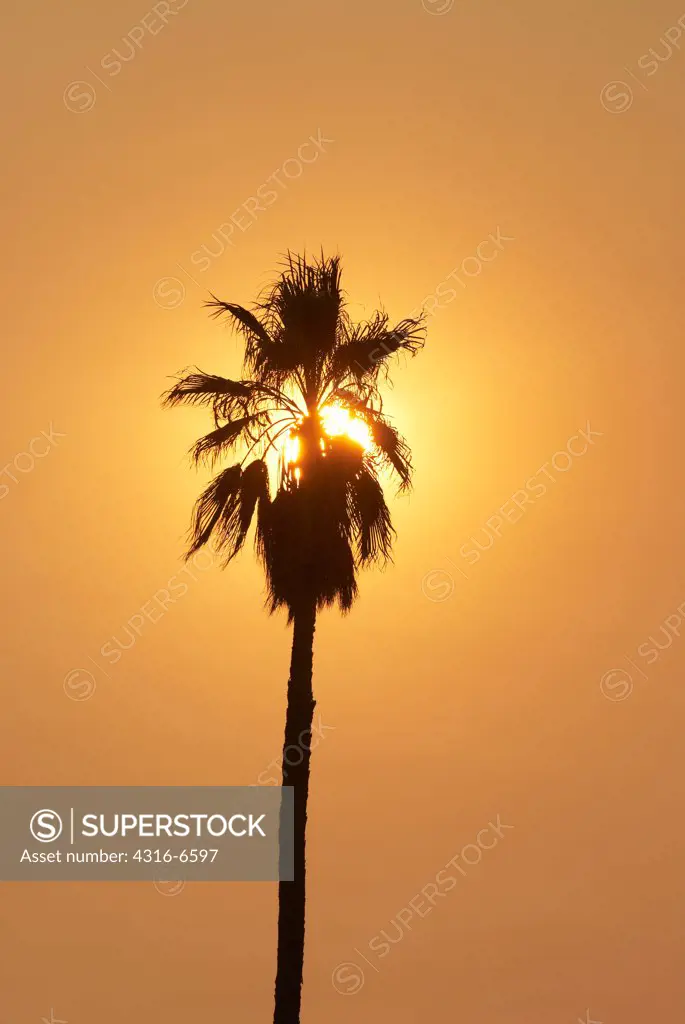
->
[[283, 431, 302, 466], [319, 402, 373, 451], [278, 402, 373, 482]]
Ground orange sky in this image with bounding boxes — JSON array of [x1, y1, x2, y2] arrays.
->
[[2, 0, 685, 1021]]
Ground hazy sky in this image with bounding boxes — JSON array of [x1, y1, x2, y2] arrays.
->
[[2, 0, 684, 1021]]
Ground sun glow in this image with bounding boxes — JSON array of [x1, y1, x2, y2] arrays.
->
[[280, 403, 373, 478], [319, 403, 373, 451], [283, 433, 301, 466]]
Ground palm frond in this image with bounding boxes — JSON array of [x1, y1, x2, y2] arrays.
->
[[257, 252, 348, 392], [205, 297, 292, 380], [348, 463, 395, 565], [162, 369, 301, 429], [162, 369, 253, 410], [234, 459, 270, 559], [186, 464, 242, 557], [206, 297, 272, 350], [259, 252, 343, 332], [327, 386, 380, 414], [190, 415, 266, 467], [369, 417, 414, 491], [332, 312, 426, 383], [186, 460, 270, 563], [258, 446, 359, 618]]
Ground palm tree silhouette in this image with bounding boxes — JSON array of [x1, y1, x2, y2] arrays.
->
[[162, 252, 425, 1023]]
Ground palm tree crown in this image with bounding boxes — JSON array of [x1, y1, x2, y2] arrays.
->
[[162, 252, 425, 618]]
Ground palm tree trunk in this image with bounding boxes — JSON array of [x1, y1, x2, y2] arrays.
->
[[273, 599, 317, 1024]]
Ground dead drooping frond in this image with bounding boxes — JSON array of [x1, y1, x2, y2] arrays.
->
[[368, 417, 413, 491], [163, 252, 425, 617], [186, 464, 242, 557], [347, 462, 394, 565], [186, 460, 270, 564]]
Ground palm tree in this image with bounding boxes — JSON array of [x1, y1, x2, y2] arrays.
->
[[162, 252, 425, 1023]]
